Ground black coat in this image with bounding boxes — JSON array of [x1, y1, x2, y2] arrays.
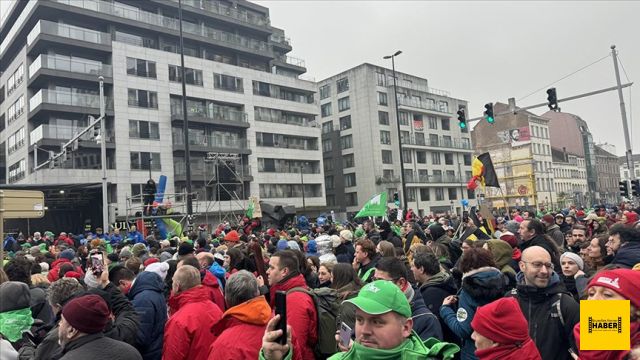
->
[[409, 287, 443, 341], [29, 287, 54, 327], [335, 242, 355, 264], [127, 272, 167, 360], [59, 333, 141, 360], [519, 234, 561, 271]]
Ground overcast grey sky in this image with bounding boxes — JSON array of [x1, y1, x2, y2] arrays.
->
[[258, 0, 640, 156], [3, 1, 638, 156]]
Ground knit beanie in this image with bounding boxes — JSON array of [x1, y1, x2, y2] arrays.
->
[[59, 249, 75, 261], [0, 282, 31, 312], [560, 252, 584, 271], [588, 269, 640, 309], [178, 243, 194, 256], [307, 240, 318, 253], [145, 262, 170, 281], [276, 239, 289, 251], [143, 258, 159, 267], [62, 294, 110, 334], [84, 271, 99, 289], [331, 235, 341, 248], [159, 251, 173, 263], [287, 241, 300, 251], [471, 297, 530, 344], [499, 232, 517, 248], [131, 243, 147, 257], [224, 230, 240, 243], [504, 221, 520, 235]]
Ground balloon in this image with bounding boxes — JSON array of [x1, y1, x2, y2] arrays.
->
[[461, 199, 469, 207]]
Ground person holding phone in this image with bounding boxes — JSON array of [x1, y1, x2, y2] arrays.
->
[[260, 280, 460, 360]]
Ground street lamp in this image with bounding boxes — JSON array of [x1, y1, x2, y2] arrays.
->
[[383, 50, 408, 215]]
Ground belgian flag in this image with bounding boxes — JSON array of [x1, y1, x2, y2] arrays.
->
[[467, 152, 500, 190]]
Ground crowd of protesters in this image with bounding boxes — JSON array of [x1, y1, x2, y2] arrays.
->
[[0, 203, 639, 360]]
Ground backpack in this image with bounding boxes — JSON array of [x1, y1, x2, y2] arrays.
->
[[287, 286, 341, 359]]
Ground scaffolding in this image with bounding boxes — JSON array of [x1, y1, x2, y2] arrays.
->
[[202, 152, 247, 225], [124, 191, 193, 235]]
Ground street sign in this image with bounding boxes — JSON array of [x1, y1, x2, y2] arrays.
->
[[0, 190, 45, 219]]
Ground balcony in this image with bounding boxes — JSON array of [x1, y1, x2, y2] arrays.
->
[[375, 175, 401, 185], [50, 0, 271, 56], [30, 124, 115, 148], [405, 173, 465, 184], [171, 104, 249, 128], [272, 55, 307, 74], [29, 89, 113, 116], [166, 0, 270, 28], [270, 33, 292, 48], [174, 162, 252, 182], [398, 96, 451, 114], [391, 80, 451, 97], [255, 113, 317, 128], [28, 54, 112, 86], [27, 20, 111, 54], [172, 133, 250, 154], [401, 135, 472, 151]]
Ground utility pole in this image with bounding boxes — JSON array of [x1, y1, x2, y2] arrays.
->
[[300, 163, 306, 214], [99, 76, 108, 232], [611, 45, 634, 177]]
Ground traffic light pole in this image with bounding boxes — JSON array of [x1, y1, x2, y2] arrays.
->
[[99, 76, 108, 233], [611, 45, 634, 178]]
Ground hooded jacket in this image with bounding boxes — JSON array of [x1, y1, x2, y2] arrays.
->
[[440, 267, 506, 360], [335, 242, 355, 264], [59, 333, 141, 360], [408, 286, 443, 341], [269, 274, 318, 360], [47, 259, 84, 283], [208, 296, 282, 360], [201, 271, 225, 311], [545, 223, 565, 249], [163, 286, 223, 360], [611, 241, 640, 268], [127, 272, 167, 360], [510, 272, 580, 360], [485, 240, 517, 290], [418, 271, 459, 344]]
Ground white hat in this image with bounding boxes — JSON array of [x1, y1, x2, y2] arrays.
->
[[145, 262, 170, 281]]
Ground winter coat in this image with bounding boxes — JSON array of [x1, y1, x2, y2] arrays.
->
[[485, 240, 517, 290], [29, 286, 54, 326], [127, 231, 144, 244], [336, 282, 361, 331], [163, 285, 223, 360], [201, 271, 225, 312], [110, 234, 123, 245], [510, 272, 580, 360], [47, 259, 83, 283], [269, 274, 318, 360], [519, 234, 561, 271], [573, 321, 640, 360], [611, 241, 640, 268], [208, 296, 277, 360], [440, 267, 506, 360], [546, 223, 565, 249], [409, 287, 443, 341], [335, 242, 355, 264], [59, 333, 141, 360], [207, 262, 226, 287], [100, 283, 139, 346], [418, 271, 459, 344], [356, 256, 378, 284], [128, 272, 167, 360]]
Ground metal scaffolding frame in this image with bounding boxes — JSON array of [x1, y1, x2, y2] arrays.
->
[[202, 152, 247, 225]]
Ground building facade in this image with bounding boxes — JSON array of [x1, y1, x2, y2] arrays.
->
[[551, 147, 588, 208], [619, 154, 640, 182], [319, 63, 474, 216], [593, 144, 619, 204], [0, 0, 324, 226]]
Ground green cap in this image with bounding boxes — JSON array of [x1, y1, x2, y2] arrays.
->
[[345, 280, 411, 318]]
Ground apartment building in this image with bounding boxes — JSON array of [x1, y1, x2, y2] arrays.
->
[[0, 0, 324, 227], [319, 63, 474, 216]]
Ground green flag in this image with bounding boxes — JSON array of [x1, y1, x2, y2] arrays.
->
[[246, 199, 255, 218], [354, 192, 388, 218]]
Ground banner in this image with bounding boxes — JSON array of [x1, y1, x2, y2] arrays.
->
[[413, 115, 424, 131], [355, 192, 388, 218], [246, 196, 262, 218]]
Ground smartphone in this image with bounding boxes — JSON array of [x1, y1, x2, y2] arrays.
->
[[339, 322, 353, 348], [90, 252, 104, 275], [462, 210, 469, 224], [274, 291, 287, 345]]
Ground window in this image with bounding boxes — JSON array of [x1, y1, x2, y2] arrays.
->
[[398, 111, 409, 126], [417, 151, 426, 164], [376, 72, 386, 86], [214, 73, 243, 92], [402, 149, 411, 163], [126, 58, 156, 78], [461, 138, 471, 149], [415, 132, 425, 146], [322, 121, 333, 134], [429, 134, 439, 146], [448, 188, 458, 200], [325, 176, 334, 190], [345, 192, 358, 207], [380, 130, 391, 145], [322, 139, 332, 152], [420, 188, 430, 201], [7, 96, 24, 124], [324, 160, 333, 172], [379, 111, 389, 125], [378, 92, 388, 106], [7, 127, 25, 154], [0, 86, 4, 105], [130, 152, 161, 170], [168, 65, 203, 86], [8, 159, 26, 183], [129, 120, 160, 139], [463, 154, 472, 166], [435, 188, 444, 201], [442, 135, 452, 147], [6, 64, 24, 96], [321, 103, 332, 117], [339, 115, 351, 130], [428, 116, 438, 129], [432, 152, 441, 165], [340, 135, 353, 149], [337, 78, 349, 93], [0, 114, 5, 132], [326, 195, 336, 206], [441, 118, 450, 131], [400, 131, 410, 144], [337, 97, 350, 112], [319, 84, 331, 99], [343, 153, 355, 168], [382, 150, 393, 164], [383, 170, 394, 180], [438, 101, 449, 113], [345, 173, 357, 187], [128, 89, 158, 108]]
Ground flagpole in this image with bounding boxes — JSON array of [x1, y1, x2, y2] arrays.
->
[[498, 187, 511, 219]]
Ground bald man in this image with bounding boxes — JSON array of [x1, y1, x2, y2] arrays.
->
[[510, 246, 580, 360]]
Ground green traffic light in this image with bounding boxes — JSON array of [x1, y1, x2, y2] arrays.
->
[[486, 116, 494, 124], [459, 122, 466, 129]]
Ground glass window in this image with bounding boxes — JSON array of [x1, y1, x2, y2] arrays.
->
[[129, 120, 160, 139], [398, 112, 409, 126], [345, 192, 358, 207], [168, 65, 203, 86], [322, 121, 333, 134], [415, 132, 425, 145], [322, 139, 332, 152], [324, 160, 333, 172], [321, 103, 332, 117], [214, 73, 243, 92], [128, 89, 158, 108], [319, 84, 331, 99], [428, 117, 438, 129], [378, 111, 389, 125], [438, 101, 449, 113], [325, 176, 334, 190], [126, 58, 156, 78], [432, 152, 441, 165], [463, 154, 472, 166], [448, 188, 458, 200], [429, 134, 439, 146], [340, 135, 353, 149], [378, 92, 388, 106], [420, 188, 430, 201], [339, 115, 351, 130], [338, 97, 350, 112], [382, 150, 393, 164], [402, 149, 411, 163], [337, 78, 349, 93], [416, 151, 426, 164], [343, 154, 355, 168], [130, 152, 161, 170], [376, 72, 386, 86], [380, 130, 391, 145], [345, 173, 357, 187], [435, 188, 444, 201], [441, 118, 450, 131]]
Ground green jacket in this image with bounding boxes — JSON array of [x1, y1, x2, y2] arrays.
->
[[259, 334, 459, 360]]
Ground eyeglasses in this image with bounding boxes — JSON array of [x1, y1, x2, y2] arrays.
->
[[522, 261, 554, 270]]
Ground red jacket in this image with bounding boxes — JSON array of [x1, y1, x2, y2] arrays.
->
[[163, 285, 223, 360], [574, 321, 640, 360], [269, 274, 318, 360], [47, 258, 83, 282], [202, 271, 226, 311], [54, 236, 74, 247]]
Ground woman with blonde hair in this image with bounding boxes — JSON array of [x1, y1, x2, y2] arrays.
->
[[376, 240, 396, 258]]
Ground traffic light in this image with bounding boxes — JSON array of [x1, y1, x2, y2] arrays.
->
[[457, 109, 466, 129], [632, 179, 640, 197], [93, 123, 101, 139], [484, 103, 494, 123], [620, 180, 630, 198], [393, 192, 400, 206], [547, 88, 558, 111]]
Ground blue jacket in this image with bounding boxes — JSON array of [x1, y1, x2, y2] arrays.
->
[[410, 286, 443, 341], [128, 271, 167, 360], [440, 267, 506, 360], [208, 262, 226, 290], [128, 231, 145, 244], [110, 234, 123, 245]]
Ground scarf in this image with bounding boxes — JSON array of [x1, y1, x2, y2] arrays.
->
[[475, 337, 541, 360], [0, 308, 34, 342], [346, 338, 421, 359]]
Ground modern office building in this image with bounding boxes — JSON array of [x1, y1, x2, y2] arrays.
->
[[0, 0, 324, 228], [319, 63, 474, 217]]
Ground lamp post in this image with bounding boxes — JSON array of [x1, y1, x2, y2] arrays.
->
[[383, 50, 408, 214], [178, 0, 193, 220]]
